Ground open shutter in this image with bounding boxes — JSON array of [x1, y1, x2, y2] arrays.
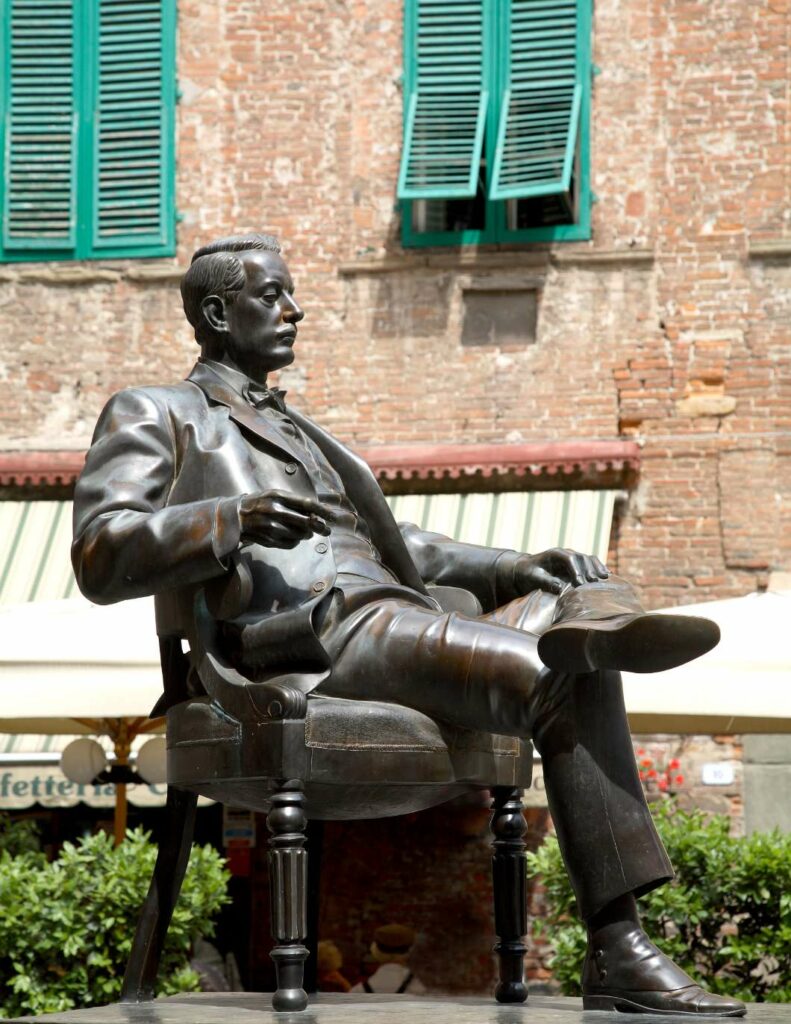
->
[[92, 0, 173, 250], [3, 0, 77, 251], [489, 0, 582, 201], [397, 0, 488, 200]]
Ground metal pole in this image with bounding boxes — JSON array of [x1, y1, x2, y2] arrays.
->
[[114, 781, 128, 847], [112, 720, 132, 846]]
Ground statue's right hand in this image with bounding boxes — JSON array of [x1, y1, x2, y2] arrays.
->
[[239, 491, 334, 549]]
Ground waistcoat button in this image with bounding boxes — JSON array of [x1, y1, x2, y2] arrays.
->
[[285, 462, 298, 475], [312, 580, 327, 593], [315, 542, 328, 554]]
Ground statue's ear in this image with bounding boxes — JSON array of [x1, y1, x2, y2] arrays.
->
[[200, 294, 228, 336]]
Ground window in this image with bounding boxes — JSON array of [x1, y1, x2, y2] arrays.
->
[[398, 0, 591, 247], [461, 287, 538, 346], [0, 0, 176, 262]]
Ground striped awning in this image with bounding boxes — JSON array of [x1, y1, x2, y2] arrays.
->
[[0, 501, 78, 604], [387, 490, 618, 563], [0, 493, 618, 608]]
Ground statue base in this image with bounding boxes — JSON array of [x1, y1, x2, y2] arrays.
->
[[8, 993, 777, 1024]]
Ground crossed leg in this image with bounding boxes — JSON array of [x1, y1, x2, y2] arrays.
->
[[317, 578, 671, 917], [316, 578, 744, 1015]]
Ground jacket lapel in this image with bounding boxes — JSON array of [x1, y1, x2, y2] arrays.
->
[[286, 406, 429, 595], [187, 362, 428, 595], [187, 362, 304, 466]]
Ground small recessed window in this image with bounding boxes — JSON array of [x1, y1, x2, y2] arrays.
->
[[461, 289, 538, 347]]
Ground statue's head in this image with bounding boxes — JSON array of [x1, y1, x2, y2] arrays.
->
[[181, 233, 304, 381]]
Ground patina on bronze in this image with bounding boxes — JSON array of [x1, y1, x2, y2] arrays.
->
[[72, 234, 745, 1016]]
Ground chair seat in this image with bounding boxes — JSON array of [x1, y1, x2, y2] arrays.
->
[[305, 695, 521, 754], [167, 695, 533, 819]]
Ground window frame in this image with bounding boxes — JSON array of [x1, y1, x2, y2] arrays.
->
[[0, 0, 177, 263], [401, 0, 592, 249]]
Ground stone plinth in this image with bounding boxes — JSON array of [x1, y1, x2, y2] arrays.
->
[[8, 994, 785, 1024]]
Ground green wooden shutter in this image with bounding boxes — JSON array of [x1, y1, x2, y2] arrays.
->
[[489, 0, 582, 201], [3, 0, 77, 250], [91, 0, 174, 251], [397, 0, 488, 200]]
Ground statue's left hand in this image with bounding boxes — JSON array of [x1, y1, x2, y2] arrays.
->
[[513, 548, 609, 594]]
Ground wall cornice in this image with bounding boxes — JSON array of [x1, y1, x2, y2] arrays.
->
[[0, 441, 640, 492]]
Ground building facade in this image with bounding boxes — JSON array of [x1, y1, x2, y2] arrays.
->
[[1, 0, 789, 995]]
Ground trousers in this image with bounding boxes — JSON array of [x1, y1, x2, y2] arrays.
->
[[316, 577, 673, 920]]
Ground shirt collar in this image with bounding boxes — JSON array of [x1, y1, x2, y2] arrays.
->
[[199, 357, 256, 398], [199, 358, 287, 413]]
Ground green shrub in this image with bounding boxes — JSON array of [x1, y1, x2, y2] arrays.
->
[[0, 828, 230, 1018], [527, 802, 791, 1003], [0, 814, 42, 858]]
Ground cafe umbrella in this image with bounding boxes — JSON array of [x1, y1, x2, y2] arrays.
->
[[0, 595, 166, 843]]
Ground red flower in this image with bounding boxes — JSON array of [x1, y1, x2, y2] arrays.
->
[[658, 779, 669, 792], [648, 769, 657, 778], [669, 758, 681, 770], [675, 774, 684, 785]]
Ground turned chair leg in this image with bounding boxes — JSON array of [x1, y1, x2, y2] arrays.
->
[[267, 780, 309, 1012], [490, 786, 528, 1004], [121, 785, 198, 1002]]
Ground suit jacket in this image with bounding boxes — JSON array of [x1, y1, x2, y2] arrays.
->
[[72, 362, 522, 702]]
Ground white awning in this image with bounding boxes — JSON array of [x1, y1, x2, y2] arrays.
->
[[0, 596, 162, 733], [623, 589, 791, 734]]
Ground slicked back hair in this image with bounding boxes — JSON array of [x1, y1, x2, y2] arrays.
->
[[181, 233, 281, 340]]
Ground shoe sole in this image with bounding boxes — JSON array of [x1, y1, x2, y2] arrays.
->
[[538, 614, 720, 674], [583, 994, 746, 1016]]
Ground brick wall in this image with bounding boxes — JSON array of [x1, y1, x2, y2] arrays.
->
[[1, 0, 788, 605]]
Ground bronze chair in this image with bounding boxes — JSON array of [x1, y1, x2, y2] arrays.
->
[[120, 591, 534, 1012]]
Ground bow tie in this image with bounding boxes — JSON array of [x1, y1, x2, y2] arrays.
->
[[244, 382, 287, 413]]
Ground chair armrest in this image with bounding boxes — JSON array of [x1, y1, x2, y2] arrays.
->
[[192, 591, 310, 722], [198, 650, 308, 721]]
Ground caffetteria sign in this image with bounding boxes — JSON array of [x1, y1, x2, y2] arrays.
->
[[0, 767, 166, 809]]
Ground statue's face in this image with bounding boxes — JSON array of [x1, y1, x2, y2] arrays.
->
[[220, 250, 303, 379]]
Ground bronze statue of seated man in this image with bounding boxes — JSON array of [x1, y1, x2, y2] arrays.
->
[[72, 233, 744, 1017]]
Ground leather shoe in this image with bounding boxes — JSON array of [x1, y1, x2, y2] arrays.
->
[[581, 927, 746, 1016], [538, 612, 720, 674]]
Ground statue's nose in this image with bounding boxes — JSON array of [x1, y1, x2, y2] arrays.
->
[[283, 298, 304, 324]]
